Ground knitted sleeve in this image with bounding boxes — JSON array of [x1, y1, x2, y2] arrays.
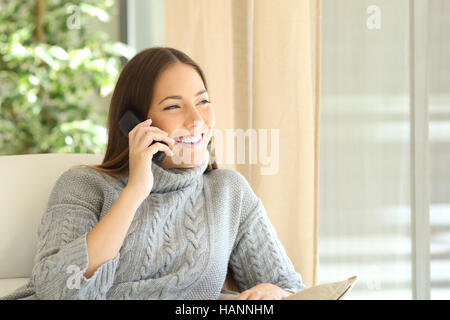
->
[[227, 172, 307, 294], [31, 168, 120, 299]]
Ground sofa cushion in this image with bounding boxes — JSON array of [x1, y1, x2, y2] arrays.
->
[[0, 278, 30, 297], [0, 153, 103, 279]]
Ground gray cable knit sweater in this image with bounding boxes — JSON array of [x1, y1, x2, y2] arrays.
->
[[1, 149, 306, 300]]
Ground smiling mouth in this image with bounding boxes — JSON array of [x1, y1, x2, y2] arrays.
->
[[174, 133, 205, 147]]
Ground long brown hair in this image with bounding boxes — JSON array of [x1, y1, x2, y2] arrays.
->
[[77, 47, 218, 177]]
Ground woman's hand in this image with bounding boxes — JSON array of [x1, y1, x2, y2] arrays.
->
[[235, 283, 292, 300], [127, 118, 175, 201]]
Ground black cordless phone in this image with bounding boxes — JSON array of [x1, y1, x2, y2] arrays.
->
[[118, 110, 167, 163]]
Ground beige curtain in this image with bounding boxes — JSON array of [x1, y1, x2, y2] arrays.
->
[[166, 0, 320, 287]]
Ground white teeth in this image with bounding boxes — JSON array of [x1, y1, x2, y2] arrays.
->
[[176, 134, 202, 144]]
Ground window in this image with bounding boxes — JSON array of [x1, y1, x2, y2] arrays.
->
[[319, 0, 449, 299]]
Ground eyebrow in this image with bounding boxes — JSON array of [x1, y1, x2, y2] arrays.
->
[[158, 90, 207, 105]]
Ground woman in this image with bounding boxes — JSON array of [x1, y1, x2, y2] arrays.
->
[[1, 47, 306, 300]]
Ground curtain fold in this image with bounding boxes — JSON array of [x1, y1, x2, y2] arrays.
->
[[165, 0, 320, 287]]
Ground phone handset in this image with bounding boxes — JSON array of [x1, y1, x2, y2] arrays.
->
[[118, 110, 167, 163]]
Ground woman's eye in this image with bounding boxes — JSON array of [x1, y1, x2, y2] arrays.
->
[[163, 100, 210, 111], [163, 105, 179, 110]]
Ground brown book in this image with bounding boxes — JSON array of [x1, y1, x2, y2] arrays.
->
[[218, 276, 358, 300], [284, 276, 358, 300]]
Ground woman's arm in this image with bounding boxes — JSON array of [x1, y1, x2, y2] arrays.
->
[[84, 185, 143, 279], [31, 168, 141, 299], [228, 197, 307, 296]]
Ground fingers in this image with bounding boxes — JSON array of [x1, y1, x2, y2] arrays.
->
[[137, 131, 175, 151], [128, 119, 175, 153], [128, 118, 153, 140], [133, 123, 169, 143], [247, 292, 262, 300], [235, 289, 279, 300], [236, 290, 262, 300], [235, 291, 250, 300], [144, 142, 174, 158]]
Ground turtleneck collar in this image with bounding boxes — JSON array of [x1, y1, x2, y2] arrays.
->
[[119, 149, 210, 194]]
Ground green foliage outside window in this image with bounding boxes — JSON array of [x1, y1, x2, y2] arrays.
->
[[0, 0, 134, 155]]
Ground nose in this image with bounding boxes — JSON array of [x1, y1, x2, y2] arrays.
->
[[184, 103, 205, 130]]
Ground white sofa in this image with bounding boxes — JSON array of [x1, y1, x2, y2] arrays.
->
[[0, 153, 103, 297]]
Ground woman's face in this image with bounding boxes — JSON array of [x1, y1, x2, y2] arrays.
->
[[147, 62, 215, 169]]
